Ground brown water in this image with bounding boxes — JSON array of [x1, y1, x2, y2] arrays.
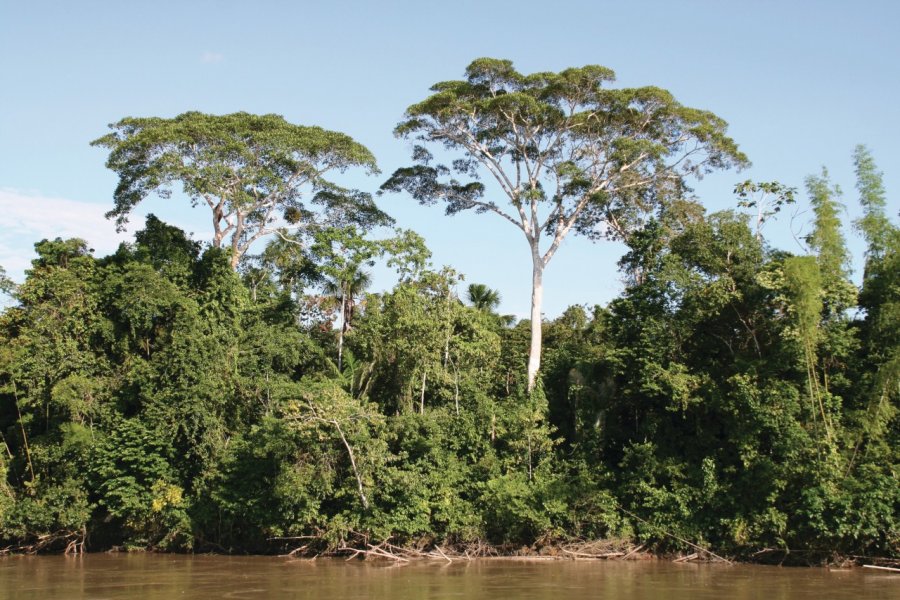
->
[[0, 555, 896, 599]]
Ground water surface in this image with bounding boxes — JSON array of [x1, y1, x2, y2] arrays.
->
[[0, 555, 896, 599]]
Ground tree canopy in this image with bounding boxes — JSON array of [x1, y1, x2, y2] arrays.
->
[[93, 111, 390, 268], [383, 58, 748, 391]]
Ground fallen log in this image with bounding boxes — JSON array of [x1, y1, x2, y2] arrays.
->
[[863, 565, 900, 573]]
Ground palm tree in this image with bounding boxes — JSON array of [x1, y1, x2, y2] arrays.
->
[[324, 266, 372, 371], [466, 283, 501, 313], [467, 283, 516, 327]]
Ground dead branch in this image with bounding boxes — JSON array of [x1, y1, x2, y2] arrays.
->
[[863, 565, 900, 573], [673, 552, 699, 563]]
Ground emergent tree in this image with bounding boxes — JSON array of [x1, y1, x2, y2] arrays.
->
[[93, 111, 388, 269], [382, 58, 748, 391]]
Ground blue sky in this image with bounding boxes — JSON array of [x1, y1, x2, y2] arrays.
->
[[2, 0, 898, 317]]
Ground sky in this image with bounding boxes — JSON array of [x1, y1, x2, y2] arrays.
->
[[2, 0, 898, 318]]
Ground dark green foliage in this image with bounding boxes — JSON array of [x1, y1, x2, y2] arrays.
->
[[540, 189, 897, 558], [90, 418, 191, 549], [205, 416, 332, 549], [1, 131, 897, 563]]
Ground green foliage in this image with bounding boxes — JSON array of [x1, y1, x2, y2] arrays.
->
[[1, 106, 897, 562], [351, 269, 501, 415], [543, 196, 898, 557], [0, 265, 14, 296], [90, 418, 191, 549], [0, 479, 91, 547], [781, 256, 823, 346], [734, 179, 796, 240], [93, 111, 388, 268], [383, 57, 748, 392], [805, 169, 856, 316], [466, 283, 501, 313], [853, 145, 892, 260], [205, 416, 332, 547]]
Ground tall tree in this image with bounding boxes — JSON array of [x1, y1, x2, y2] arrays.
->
[[312, 226, 382, 371], [805, 168, 855, 317], [382, 58, 747, 391], [312, 225, 432, 371], [93, 111, 389, 269], [850, 147, 898, 482], [853, 145, 892, 261], [323, 267, 372, 371]]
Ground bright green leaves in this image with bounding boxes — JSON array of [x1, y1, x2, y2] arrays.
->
[[781, 256, 824, 344], [805, 169, 856, 316], [853, 145, 892, 259], [50, 374, 103, 427], [312, 226, 381, 283], [286, 378, 387, 513], [848, 156, 899, 502], [2, 62, 898, 560], [351, 268, 500, 414], [382, 229, 431, 282]]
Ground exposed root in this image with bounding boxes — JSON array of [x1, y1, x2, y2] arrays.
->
[[673, 552, 698, 563], [853, 555, 900, 570], [556, 538, 637, 560], [277, 533, 654, 564], [0, 530, 86, 555]]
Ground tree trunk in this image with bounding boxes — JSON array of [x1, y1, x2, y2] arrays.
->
[[419, 369, 427, 414], [229, 210, 245, 270], [527, 254, 543, 393], [337, 291, 346, 372], [212, 200, 225, 249], [331, 419, 369, 510]]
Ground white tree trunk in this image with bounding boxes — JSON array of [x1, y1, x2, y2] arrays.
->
[[420, 369, 427, 414], [331, 418, 369, 510], [337, 291, 346, 372], [527, 255, 544, 393]]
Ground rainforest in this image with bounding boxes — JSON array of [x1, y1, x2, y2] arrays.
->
[[0, 60, 897, 566]]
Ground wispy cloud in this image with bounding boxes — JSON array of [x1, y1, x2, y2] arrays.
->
[[200, 51, 224, 64], [0, 188, 137, 280]]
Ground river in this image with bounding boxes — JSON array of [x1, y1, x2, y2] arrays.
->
[[0, 555, 896, 599]]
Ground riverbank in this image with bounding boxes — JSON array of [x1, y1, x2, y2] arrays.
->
[[3, 553, 899, 600], [7, 533, 898, 570]]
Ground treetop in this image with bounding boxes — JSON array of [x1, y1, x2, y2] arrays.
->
[[92, 111, 379, 231]]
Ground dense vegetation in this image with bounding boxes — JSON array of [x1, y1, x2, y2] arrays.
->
[[0, 64, 897, 562]]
